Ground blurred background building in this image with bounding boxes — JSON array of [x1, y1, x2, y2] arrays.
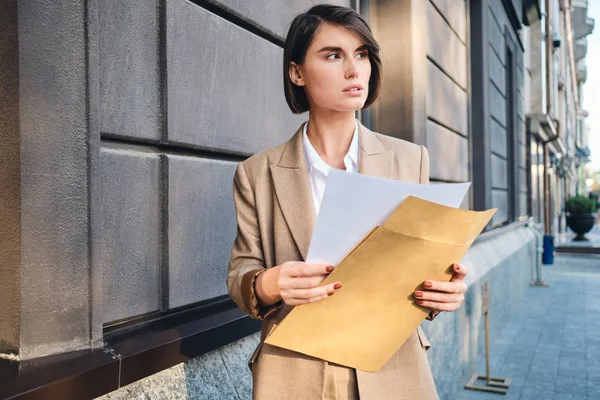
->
[[525, 0, 594, 245], [0, 0, 595, 399]]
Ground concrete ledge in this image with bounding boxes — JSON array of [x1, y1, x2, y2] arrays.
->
[[464, 223, 536, 285]]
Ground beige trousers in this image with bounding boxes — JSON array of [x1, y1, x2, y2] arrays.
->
[[323, 362, 360, 400]]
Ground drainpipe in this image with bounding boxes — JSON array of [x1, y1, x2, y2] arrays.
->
[[564, 0, 580, 111], [526, 217, 550, 287], [564, 173, 570, 216], [542, 0, 558, 264], [564, 0, 579, 222], [545, 0, 553, 119], [542, 140, 557, 264]]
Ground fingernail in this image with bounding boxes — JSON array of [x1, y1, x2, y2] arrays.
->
[[328, 292, 334, 296], [424, 281, 433, 288], [334, 283, 342, 290], [326, 266, 334, 273], [416, 300, 424, 305], [455, 264, 461, 271], [414, 291, 423, 297]]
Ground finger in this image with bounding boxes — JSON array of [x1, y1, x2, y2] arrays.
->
[[287, 282, 341, 300], [450, 263, 468, 282], [423, 280, 467, 294], [415, 300, 461, 312], [289, 263, 333, 278], [306, 292, 334, 303], [415, 290, 464, 303], [280, 275, 327, 289], [285, 292, 330, 306]]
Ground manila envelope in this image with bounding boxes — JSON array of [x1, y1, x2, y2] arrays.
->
[[264, 196, 496, 372]]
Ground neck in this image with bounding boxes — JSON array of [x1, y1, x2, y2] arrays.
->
[[306, 108, 356, 169]]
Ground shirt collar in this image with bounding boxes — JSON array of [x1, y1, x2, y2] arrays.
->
[[302, 120, 359, 175]]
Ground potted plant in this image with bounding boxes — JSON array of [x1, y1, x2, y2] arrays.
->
[[565, 195, 597, 241]]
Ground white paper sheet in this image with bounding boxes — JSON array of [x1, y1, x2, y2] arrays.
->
[[306, 169, 471, 266]]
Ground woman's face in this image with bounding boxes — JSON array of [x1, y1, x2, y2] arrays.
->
[[290, 23, 372, 113]]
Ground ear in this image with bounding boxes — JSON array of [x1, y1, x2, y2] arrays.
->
[[289, 62, 305, 87]]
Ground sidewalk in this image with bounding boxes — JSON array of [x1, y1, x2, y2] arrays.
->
[[457, 254, 600, 400]]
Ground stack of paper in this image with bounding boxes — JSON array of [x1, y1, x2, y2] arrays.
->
[[307, 169, 472, 266]]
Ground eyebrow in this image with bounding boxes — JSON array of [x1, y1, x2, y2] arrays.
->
[[316, 45, 369, 53]]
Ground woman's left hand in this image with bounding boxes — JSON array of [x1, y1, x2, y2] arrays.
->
[[414, 263, 468, 312]]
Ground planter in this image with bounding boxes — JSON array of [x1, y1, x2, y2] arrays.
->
[[566, 213, 596, 241]]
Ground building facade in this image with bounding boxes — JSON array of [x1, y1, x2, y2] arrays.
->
[[524, 0, 594, 256], [0, 0, 593, 399]]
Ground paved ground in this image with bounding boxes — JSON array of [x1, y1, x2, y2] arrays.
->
[[458, 253, 600, 400]]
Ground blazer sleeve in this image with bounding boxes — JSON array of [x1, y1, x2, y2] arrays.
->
[[227, 162, 283, 320], [419, 145, 441, 322]]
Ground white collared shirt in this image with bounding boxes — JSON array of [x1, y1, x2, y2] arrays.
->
[[302, 120, 359, 215]]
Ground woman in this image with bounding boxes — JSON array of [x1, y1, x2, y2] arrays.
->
[[227, 5, 468, 400]]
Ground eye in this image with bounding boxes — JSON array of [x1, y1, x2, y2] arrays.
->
[[356, 51, 368, 59], [327, 53, 341, 60]]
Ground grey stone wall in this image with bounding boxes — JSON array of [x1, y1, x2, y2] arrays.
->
[[99, 0, 344, 323], [208, 0, 351, 40], [18, 0, 95, 358], [487, 1, 528, 225], [0, 0, 21, 355], [368, 0, 471, 193], [99, 0, 161, 141], [100, 147, 161, 323], [424, 0, 469, 186], [1, 0, 353, 358], [1, 0, 102, 359], [165, 0, 304, 155]]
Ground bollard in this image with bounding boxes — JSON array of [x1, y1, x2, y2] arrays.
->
[[526, 218, 550, 287], [542, 235, 555, 265]]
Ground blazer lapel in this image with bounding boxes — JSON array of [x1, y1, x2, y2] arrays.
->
[[358, 122, 395, 179], [270, 122, 394, 260], [270, 124, 316, 260]]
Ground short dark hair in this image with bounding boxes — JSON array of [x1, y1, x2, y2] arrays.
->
[[283, 5, 382, 114]]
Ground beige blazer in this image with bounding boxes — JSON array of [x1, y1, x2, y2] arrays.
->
[[228, 122, 439, 400]]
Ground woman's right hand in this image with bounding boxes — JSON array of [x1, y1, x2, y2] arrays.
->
[[278, 262, 342, 306], [256, 262, 342, 307]]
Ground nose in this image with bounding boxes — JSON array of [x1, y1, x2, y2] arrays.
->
[[344, 57, 359, 80]]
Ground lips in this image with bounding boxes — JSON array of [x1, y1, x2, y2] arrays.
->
[[343, 84, 364, 92]]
